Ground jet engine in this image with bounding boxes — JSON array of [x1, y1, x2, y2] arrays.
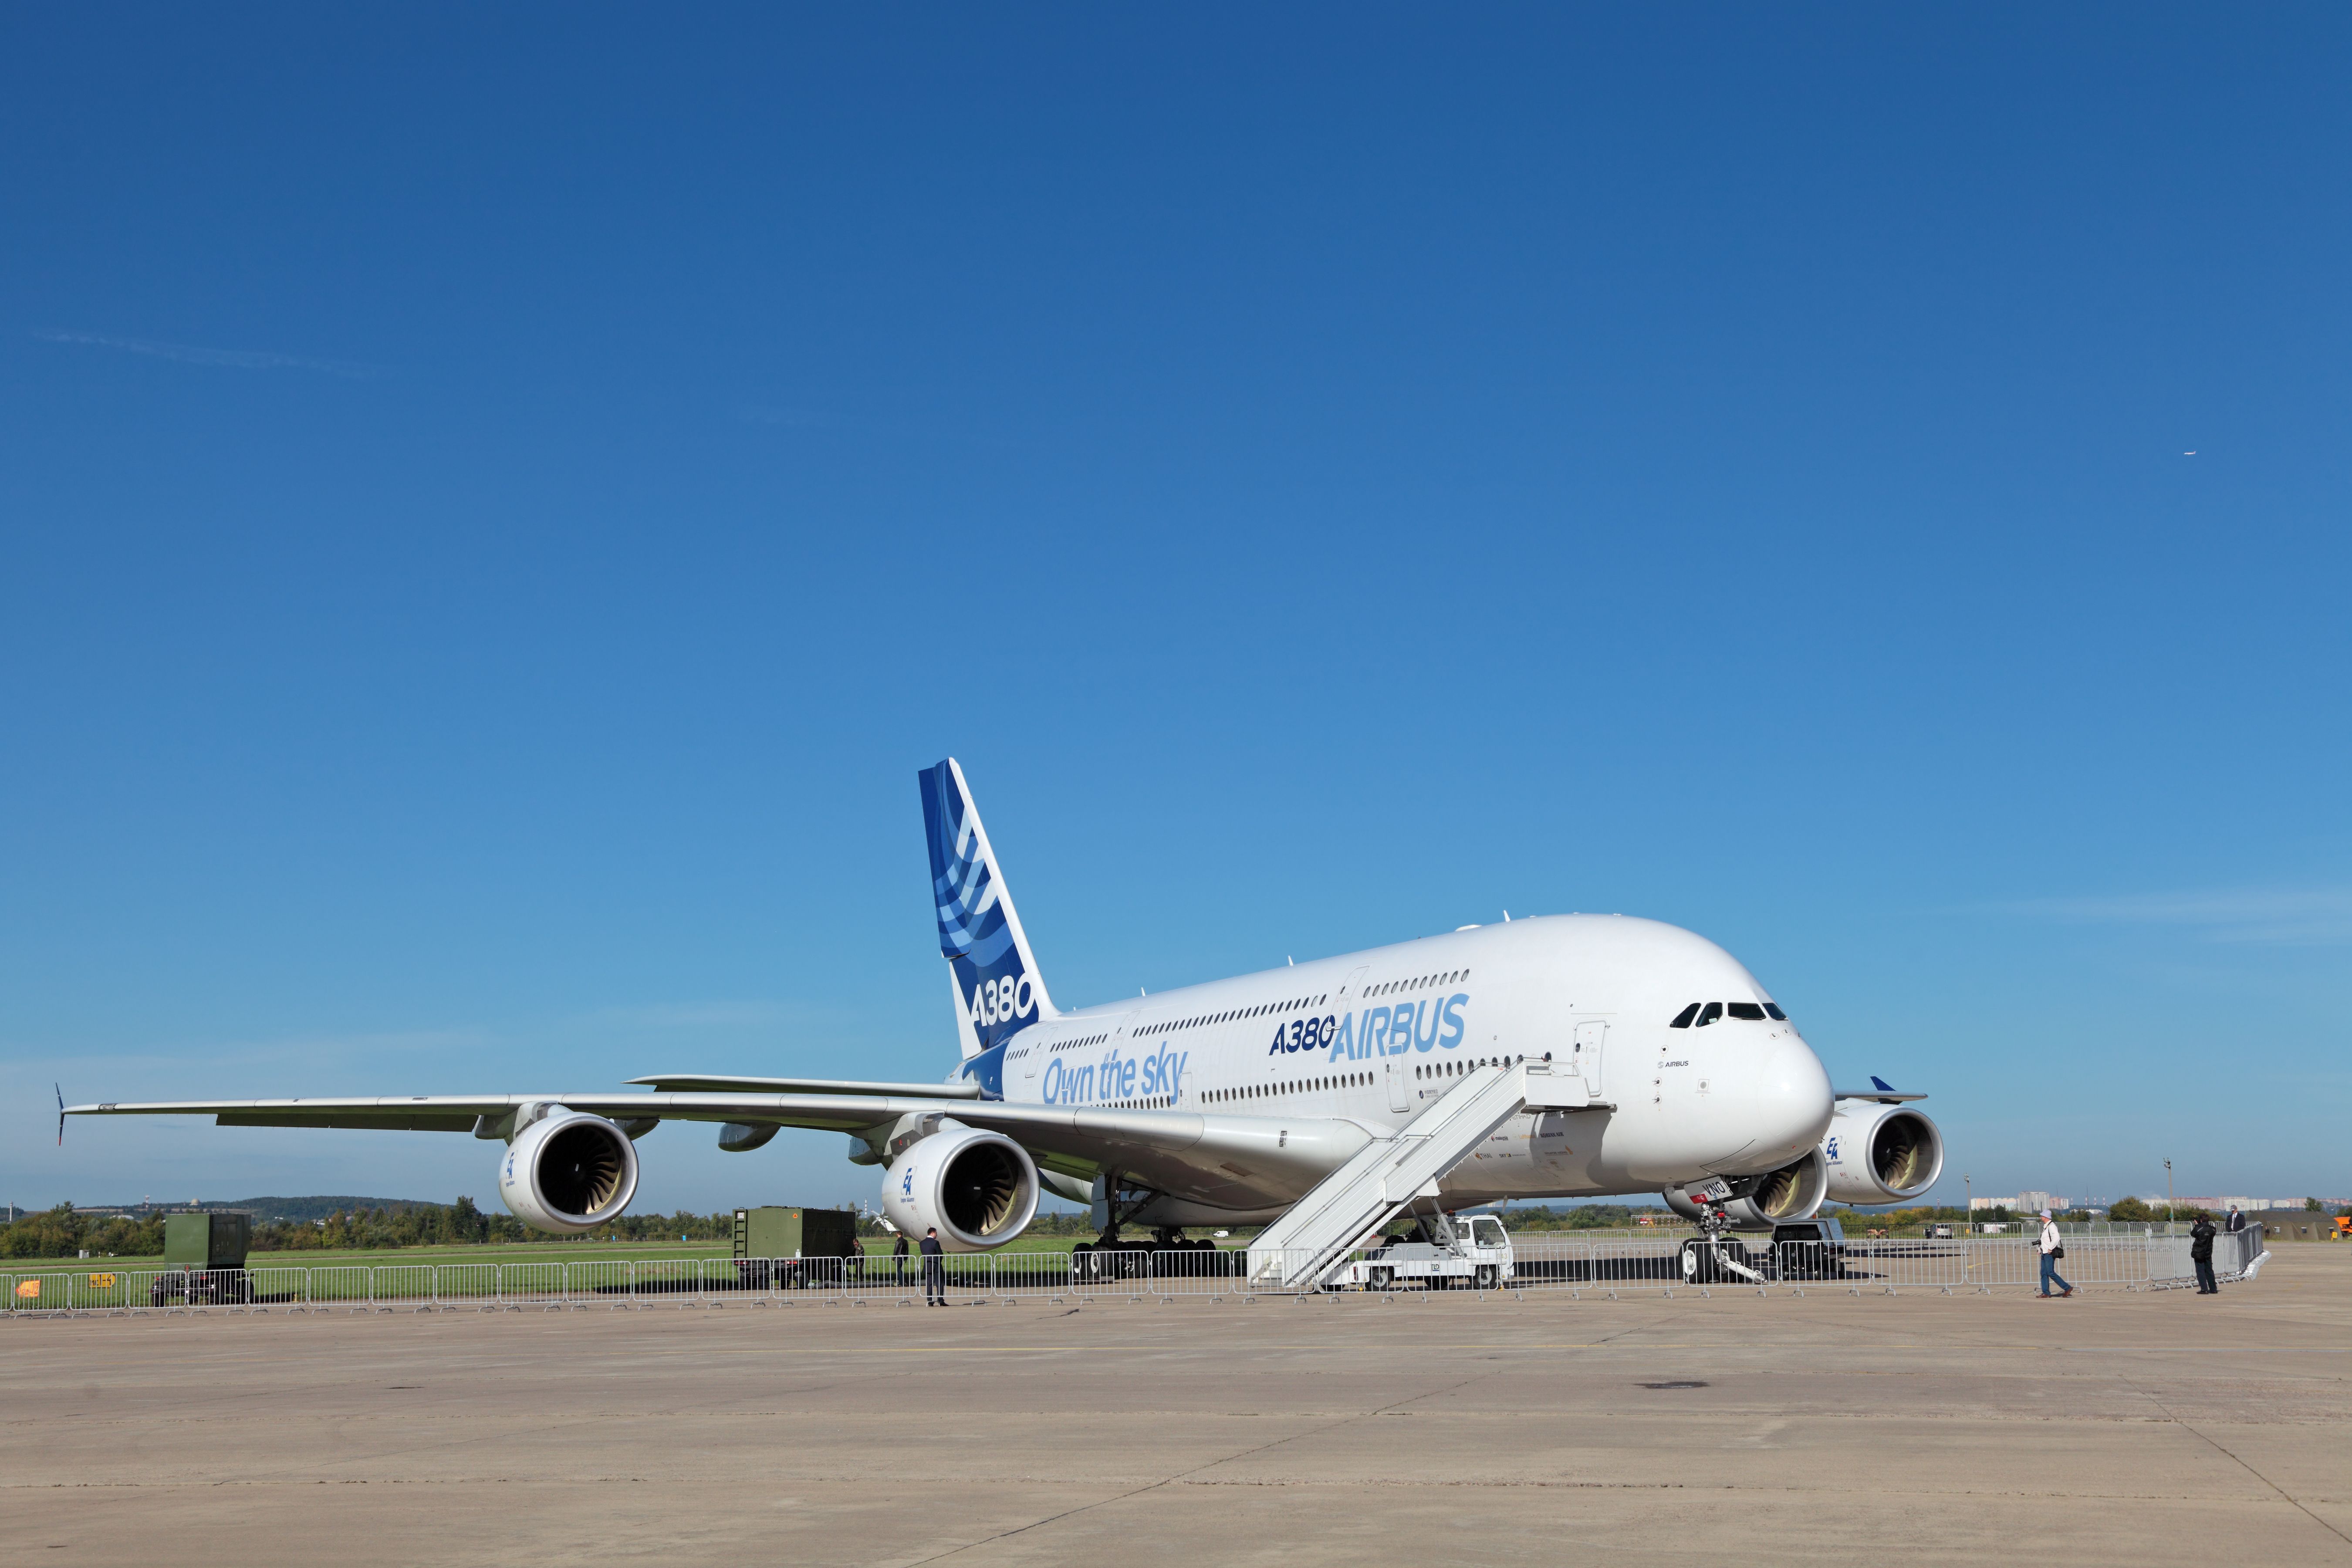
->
[[1821, 1101, 1944, 1205], [880, 1123, 1040, 1252], [1661, 1148, 1828, 1230], [497, 1105, 641, 1234]]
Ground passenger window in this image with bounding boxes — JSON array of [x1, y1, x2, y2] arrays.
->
[[1764, 1004, 1786, 1020], [1727, 1003, 1765, 1021], [1696, 1002, 1723, 1027], [1669, 1003, 1700, 1028]]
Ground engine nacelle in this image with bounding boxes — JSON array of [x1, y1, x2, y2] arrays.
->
[[879, 1123, 1040, 1252], [497, 1105, 641, 1235], [1821, 1101, 1944, 1205], [1662, 1149, 1828, 1230]]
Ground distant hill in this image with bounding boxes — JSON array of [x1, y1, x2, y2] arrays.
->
[[46, 1196, 443, 1224], [207, 1196, 443, 1223]]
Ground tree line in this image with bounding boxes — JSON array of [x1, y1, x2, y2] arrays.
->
[[0, 1199, 760, 1260], [11, 1193, 2338, 1262]]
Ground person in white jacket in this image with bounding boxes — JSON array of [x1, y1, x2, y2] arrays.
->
[[2038, 1210, 2073, 1298]]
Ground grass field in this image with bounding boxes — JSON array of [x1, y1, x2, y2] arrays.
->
[[2, 1231, 1235, 1308], [1, 1230, 1223, 1269]]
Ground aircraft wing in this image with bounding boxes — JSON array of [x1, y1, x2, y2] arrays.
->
[[1833, 1075, 1927, 1104], [624, 1074, 984, 1098], [64, 1092, 1371, 1210]]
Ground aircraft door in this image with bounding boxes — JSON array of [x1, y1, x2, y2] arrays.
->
[[1572, 1020, 1607, 1097], [1385, 1058, 1413, 1115]]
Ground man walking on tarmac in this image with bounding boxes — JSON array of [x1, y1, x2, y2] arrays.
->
[[920, 1226, 946, 1306], [2191, 1212, 2220, 1294], [2038, 1210, 2074, 1298]]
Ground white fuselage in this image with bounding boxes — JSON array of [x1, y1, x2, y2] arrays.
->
[[991, 914, 1833, 1208]]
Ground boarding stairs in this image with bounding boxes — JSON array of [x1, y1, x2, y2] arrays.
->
[[1245, 1060, 1593, 1291]]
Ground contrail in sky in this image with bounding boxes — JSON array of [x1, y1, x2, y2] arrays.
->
[[34, 328, 385, 378], [2021, 886, 2352, 946]]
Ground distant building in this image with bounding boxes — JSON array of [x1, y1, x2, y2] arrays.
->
[[1970, 1193, 2068, 1213]]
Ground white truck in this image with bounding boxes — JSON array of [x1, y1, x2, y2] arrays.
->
[[1330, 1213, 1516, 1291]]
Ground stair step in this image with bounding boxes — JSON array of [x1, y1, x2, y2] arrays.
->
[[1246, 1062, 1570, 1289]]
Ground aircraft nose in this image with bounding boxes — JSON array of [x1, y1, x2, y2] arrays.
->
[[1748, 1033, 1834, 1162]]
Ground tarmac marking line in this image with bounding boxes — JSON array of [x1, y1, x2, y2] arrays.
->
[[2117, 1375, 2352, 1553], [898, 1368, 1508, 1565], [659, 1343, 2352, 1355]]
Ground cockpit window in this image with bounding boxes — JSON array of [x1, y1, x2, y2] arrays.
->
[[1764, 1003, 1786, 1021], [1727, 1002, 1766, 1021], [1669, 1003, 1700, 1028], [1695, 1002, 1723, 1027]]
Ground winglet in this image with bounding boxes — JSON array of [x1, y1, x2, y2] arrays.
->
[[56, 1083, 65, 1146]]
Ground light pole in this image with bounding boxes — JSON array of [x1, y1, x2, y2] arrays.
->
[[2166, 1159, 2175, 1239], [1964, 1175, 1972, 1235]]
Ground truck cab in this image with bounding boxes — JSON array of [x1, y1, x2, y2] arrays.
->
[[1768, 1217, 1847, 1281], [1334, 1213, 1516, 1291]]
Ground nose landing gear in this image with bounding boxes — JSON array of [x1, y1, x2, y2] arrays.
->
[[1679, 1199, 1767, 1285]]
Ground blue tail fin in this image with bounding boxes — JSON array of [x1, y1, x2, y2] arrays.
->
[[919, 759, 1055, 1058]]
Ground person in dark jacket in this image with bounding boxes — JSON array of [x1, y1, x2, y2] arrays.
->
[[920, 1227, 946, 1305], [2190, 1214, 2219, 1294], [891, 1230, 910, 1285], [2225, 1206, 2246, 1235]]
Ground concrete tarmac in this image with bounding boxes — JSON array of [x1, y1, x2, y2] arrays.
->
[[3, 1247, 2346, 1566]]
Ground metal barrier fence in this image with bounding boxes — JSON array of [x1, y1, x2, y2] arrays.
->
[[2, 1230, 2267, 1315], [2144, 1223, 2268, 1289]]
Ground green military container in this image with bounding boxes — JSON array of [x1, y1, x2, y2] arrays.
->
[[163, 1212, 252, 1270], [733, 1206, 858, 1261]]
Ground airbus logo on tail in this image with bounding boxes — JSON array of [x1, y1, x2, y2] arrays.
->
[[969, 972, 1037, 1028], [922, 759, 1053, 1055]]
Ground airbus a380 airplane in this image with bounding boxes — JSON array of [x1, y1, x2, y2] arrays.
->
[[68, 760, 1942, 1253]]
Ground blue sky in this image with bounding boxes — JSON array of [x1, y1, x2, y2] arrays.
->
[[4, 8, 2345, 1216]]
